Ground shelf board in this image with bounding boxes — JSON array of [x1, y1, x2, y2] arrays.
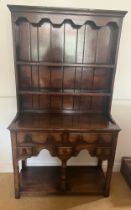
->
[[18, 89, 111, 96], [21, 109, 106, 114], [16, 61, 115, 69], [20, 166, 105, 196]]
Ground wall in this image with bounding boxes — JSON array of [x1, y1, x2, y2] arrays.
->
[[0, 0, 131, 172]]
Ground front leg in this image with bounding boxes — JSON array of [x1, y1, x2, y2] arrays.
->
[[22, 160, 27, 170], [11, 132, 20, 199], [97, 158, 102, 169]]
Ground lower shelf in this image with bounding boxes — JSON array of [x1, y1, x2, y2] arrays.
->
[[20, 166, 105, 196]]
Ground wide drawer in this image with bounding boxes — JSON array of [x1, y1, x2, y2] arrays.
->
[[17, 132, 63, 144], [17, 132, 112, 146], [70, 133, 112, 145]]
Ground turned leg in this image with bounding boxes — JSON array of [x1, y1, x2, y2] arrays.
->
[[97, 158, 102, 169], [61, 160, 67, 191], [22, 160, 27, 170], [11, 132, 20, 199]]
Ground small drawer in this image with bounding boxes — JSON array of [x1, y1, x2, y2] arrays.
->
[[17, 146, 33, 159], [69, 133, 112, 145], [57, 146, 72, 156], [95, 147, 111, 158], [17, 132, 62, 144], [56, 146, 73, 160]]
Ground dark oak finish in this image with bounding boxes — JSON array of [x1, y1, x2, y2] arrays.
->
[[20, 166, 105, 195], [8, 5, 127, 198]]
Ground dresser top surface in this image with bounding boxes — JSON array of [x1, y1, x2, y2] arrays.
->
[[8, 113, 120, 132]]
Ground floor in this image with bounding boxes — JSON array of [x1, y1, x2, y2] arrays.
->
[[0, 173, 131, 210]]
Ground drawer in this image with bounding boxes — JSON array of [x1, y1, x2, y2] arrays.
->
[[56, 146, 73, 160], [69, 133, 112, 145], [95, 147, 111, 158], [17, 146, 33, 160], [17, 132, 63, 144], [17, 132, 112, 146]]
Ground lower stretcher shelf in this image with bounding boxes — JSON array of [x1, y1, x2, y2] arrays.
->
[[20, 166, 105, 196]]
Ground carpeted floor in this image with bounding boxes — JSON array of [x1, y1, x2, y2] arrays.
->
[[0, 173, 131, 210]]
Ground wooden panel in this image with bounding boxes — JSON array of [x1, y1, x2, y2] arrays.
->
[[79, 96, 91, 110], [39, 23, 51, 62], [30, 25, 38, 61], [39, 66, 50, 89], [76, 26, 85, 63], [110, 26, 118, 63], [40, 95, 50, 109], [51, 25, 64, 62], [64, 23, 77, 63], [21, 95, 32, 109], [92, 96, 107, 111], [75, 67, 82, 90], [73, 96, 80, 110], [96, 25, 118, 64], [50, 67, 62, 89], [63, 67, 75, 89], [15, 25, 20, 60], [32, 66, 39, 89], [16, 21, 118, 113], [83, 24, 98, 63], [32, 95, 39, 109], [93, 68, 111, 91], [18, 21, 30, 61], [20, 95, 108, 112], [80, 68, 93, 90], [50, 96, 62, 110], [63, 96, 74, 110], [19, 66, 31, 89]]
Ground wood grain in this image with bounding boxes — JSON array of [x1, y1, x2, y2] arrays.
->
[[8, 5, 126, 198]]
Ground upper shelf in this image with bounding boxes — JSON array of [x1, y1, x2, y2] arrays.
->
[[18, 89, 112, 96], [16, 61, 115, 68]]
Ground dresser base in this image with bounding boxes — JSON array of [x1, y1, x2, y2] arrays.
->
[[19, 166, 105, 196]]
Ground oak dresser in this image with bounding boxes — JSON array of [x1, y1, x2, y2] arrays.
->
[[8, 5, 127, 198]]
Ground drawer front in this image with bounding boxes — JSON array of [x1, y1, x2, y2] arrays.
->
[[95, 147, 111, 158], [16, 145, 112, 160], [17, 132, 112, 146], [16, 132, 113, 160], [17, 146, 33, 160], [17, 132, 62, 144], [69, 133, 112, 145]]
